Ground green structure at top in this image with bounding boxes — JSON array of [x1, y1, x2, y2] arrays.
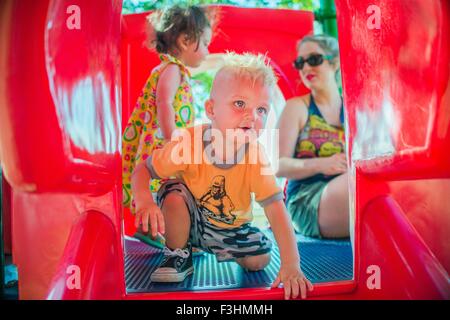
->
[[315, 0, 338, 38]]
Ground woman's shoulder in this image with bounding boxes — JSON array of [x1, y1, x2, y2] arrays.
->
[[285, 94, 310, 109], [282, 94, 310, 117]]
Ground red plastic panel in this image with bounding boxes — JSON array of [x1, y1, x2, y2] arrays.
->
[[0, 0, 122, 193], [125, 281, 356, 300], [11, 190, 123, 299], [389, 179, 450, 274], [336, 0, 450, 300], [358, 196, 449, 299], [47, 211, 124, 300], [336, 0, 450, 179], [1, 0, 124, 299]]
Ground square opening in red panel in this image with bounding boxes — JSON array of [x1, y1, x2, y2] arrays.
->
[[120, 4, 355, 300]]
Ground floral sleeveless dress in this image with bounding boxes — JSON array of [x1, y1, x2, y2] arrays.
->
[[122, 54, 195, 209]]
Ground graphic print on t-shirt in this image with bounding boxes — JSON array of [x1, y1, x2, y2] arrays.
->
[[197, 175, 236, 225]]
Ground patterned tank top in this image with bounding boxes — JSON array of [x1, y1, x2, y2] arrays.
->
[[122, 54, 195, 207], [286, 95, 345, 197], [294, 95, 345, 159]]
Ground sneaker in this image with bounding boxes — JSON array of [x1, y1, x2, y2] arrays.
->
[[150, 245, 194, 282]]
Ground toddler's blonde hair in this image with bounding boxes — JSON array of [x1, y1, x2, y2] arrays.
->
[[215, 51, 278, 90]]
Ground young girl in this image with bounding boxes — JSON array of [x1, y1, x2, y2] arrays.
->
[[122, 5, 213, 214]]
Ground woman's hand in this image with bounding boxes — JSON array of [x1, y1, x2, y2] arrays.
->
[[272, 263, 314, 300], [318, 153, 347, 176], [134, 200, 165, 239]]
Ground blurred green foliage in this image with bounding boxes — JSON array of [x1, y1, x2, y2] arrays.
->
[[191, 71, 214, 124]]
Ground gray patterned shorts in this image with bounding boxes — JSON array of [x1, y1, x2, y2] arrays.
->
[[157, 179, 272, 262]]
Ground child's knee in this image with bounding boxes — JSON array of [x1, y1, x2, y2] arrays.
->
[[163, 192, 186, 209], [237, 253, 271, 271]]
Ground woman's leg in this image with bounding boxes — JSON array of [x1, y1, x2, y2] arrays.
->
[[161, 192, 191, 249], [236, 253, 271, 271], [317, 172, 350, 238]]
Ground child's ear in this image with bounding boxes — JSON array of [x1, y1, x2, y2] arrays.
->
[[177, 33, 190, 51], [205, 99, 215, 120]]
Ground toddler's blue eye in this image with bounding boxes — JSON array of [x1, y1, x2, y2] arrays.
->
[[234, 100, 245, 108], [257, 107, 268, 115]]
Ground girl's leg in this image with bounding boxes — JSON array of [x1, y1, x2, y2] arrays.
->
[[161, 192, 191, 249], [236, 253, 271, 271], [317, 172, 350, 238]]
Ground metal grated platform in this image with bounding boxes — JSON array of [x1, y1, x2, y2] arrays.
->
[[124, 232, 353, 293]]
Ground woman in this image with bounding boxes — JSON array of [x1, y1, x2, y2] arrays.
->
[[277, 35, 349, 238]]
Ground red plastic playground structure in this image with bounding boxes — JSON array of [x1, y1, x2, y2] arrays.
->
[[0, 0, 449, 299]]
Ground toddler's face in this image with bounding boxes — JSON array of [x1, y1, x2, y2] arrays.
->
[[206, 71, 272, 142]]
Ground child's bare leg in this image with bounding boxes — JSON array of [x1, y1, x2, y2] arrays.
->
[[161, 192, 190, 249], [236, 253, 271, 271]]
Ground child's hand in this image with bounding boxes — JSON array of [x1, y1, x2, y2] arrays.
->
[[134, 201, 165, 239], [271, 263, 313, 300]]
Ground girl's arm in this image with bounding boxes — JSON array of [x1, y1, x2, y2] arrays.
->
[[155, 63, 182, 141], [131, 162, 165, 238], [131, 162, 153, 206]]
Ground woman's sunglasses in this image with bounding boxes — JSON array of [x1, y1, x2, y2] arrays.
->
[[293, 54, 332, 70]]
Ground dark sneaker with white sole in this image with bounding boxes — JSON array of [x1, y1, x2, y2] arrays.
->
[[150, 245, 194, 282]]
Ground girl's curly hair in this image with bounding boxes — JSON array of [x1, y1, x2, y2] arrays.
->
[[145, 5, 218, 55]]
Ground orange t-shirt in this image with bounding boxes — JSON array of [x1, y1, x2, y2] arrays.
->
[[146, 125, 283, 229]]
